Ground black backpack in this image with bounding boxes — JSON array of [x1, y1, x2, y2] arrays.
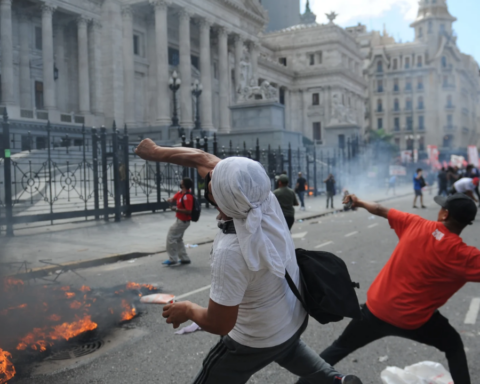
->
[[285, 249, 362, 324], [181, 192, 201, 223]]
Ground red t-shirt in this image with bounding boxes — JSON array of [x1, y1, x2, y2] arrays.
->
[[367, 209, 480, 329], [173, 192, 194, 222]]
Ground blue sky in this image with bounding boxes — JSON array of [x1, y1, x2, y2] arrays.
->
[[300, 0, 480, 65]]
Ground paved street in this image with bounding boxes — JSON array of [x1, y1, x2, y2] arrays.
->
[[13, 192, 480, 384]]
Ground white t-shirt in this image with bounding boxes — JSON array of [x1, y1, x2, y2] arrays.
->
[[454, 178, 475, 193], [210, 230, 306, 348]]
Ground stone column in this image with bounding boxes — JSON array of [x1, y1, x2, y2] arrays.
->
[[19, 12, 32, 109], [91, 20, 103, 116], [0, 0, 14, 106], [234, 34, 244, 95], [178, 9, 193, 128], [122, 6, 135, 124], [41, 3, 56, 110], [249, 41, 259, 85], [198, 18, 213, 130], [217, 26, 230, 132], [151, 0, 171, 126]]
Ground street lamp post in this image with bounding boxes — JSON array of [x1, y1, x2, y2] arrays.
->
[[192, 79, 203, 131], [169, 71, 181, 128]]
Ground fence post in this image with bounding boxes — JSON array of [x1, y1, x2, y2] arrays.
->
[[313, 146, 317, 197], [100, 126, 108, 221], [255, 138, 260, 162], [288, 143, 292, 188], [123, 132, 131, 218], [46, 121, 54, 225], [112, 122, 121, 222], [213, 133, 218, 157], [91, 128, 100, 220], [2, 109, 13, 236]]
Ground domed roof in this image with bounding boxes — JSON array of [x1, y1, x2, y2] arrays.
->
[[413, 0, 456, 24]]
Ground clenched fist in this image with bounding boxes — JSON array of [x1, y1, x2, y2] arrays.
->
[[135, 138, 159, 161]]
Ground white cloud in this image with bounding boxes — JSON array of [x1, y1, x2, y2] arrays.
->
[[304, 0, 418, 26]]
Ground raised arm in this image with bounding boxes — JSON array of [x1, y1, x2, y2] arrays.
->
[[135, 138, 221, 178], [344, 194, 390, 219]]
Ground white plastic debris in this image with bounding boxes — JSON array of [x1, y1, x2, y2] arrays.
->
[[175, 322, 203, 335], [368, 215, 376, 220], [185, 244, 199, 248], [381, 361, 453, 384], [127, 259, 137, 263], [379, 355, 389, 362]]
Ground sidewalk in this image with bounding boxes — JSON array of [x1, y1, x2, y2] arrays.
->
[[1, 184, 413, 276]]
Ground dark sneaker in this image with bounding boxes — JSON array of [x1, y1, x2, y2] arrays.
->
[[180, 260, 191, 265], [421, 205, 427, 209], [162, 260, 179, 267], [341, 375, 363, 384]]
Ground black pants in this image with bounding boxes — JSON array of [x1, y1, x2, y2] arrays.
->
[[285, 216, 295, 230], [438, 185, 448, 196], [299, 305, 470, 384]]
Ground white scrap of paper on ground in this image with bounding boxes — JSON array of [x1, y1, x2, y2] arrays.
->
[[381, 361, 453, 384], [140, 294, 175, 304], [175, 322, 203, 335]]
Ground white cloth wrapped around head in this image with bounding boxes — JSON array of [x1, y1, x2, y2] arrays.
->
[[211, 157, 295, 278]]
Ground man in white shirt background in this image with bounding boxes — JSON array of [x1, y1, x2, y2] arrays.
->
[[452, 177, 479, 202]]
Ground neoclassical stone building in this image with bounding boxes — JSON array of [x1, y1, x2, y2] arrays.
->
[[2, 0, 366, 150], [347, 0, 480, 154]]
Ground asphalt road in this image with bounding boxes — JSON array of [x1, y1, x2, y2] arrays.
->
[[14, 192, 480, 384]]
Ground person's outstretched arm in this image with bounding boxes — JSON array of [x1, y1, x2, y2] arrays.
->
[[344, 194, 390, 219], [135, 138, 221, 178]]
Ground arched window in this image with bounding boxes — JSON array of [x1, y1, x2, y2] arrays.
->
[[406, 97, 412, 110], [394, 98, 400, 111], [377, 99, 383, 112], [418, 96, 424, 110], [377, 60, 383, 73]]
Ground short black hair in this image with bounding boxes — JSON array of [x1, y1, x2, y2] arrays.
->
[[467, 164, 474, 171], [183, 178, 193, 190], [416, 168, 423, 173]]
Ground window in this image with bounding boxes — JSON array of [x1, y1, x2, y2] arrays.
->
[[406, 97, 412, 110], [418, 27, 423, 38], [312, 93, 320, 106], [418, 96, 424, 110], [133, 35, 140, 56], [428, 21, 433, 33], [443, 135, 453, 148], [447, 114, 453, 125], [440, 24, 445, 34], [279, 88, 285, 105], [417, 76, 424, 90], [405, 77, 412, 91], [168, 47, 179, 66], [377, 99, 383, 112], [377, 79, 383, 93], [309, 54, 315, 66], [406, 116, 413, 130], [36, 137, 46, 150], [407, 138, 414, 150], [35, 81, 44, 109], [377, 60, 383, 73], [419, 115, 425, 130], [394, 117, 400, 131], [21, 136, 31, 151], [417, 56, 423, 67], [419, 136, 425, 151], [338, 134, 345, 149], [279, 57, 287, 66], [446, 95, 453, 108], [377, 118, 383, 130], [393, 78, 399, 92], [442, 56, 447, 68], [405, 57, 410, 69], [394, 98, 400, 111], [191, 55, 199, 70], [443, 75, 448, 87], [393, 59, 398, 70], [313, 122, 321, 141], [35, 26, 42, 50]]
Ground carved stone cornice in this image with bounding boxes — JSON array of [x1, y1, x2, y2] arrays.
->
[[40, 2, 56, 15], [149, 0, 171, 11], [215, 26, 229, 38], [196, 17, 213, 31], [177, 8, 191, 22], [76, 15, 90, 27]]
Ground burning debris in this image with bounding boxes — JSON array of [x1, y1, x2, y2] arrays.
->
[[0, 277, 159, 383]]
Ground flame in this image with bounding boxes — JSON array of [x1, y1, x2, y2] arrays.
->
[[64, 292, 76, 299], [48, 314, 61, 322], [0, 304, 27, 316], [69, 301, 82, 310], [126, 282, 156, 291], [120, 300, 136, 322], [80, 286, 91, 292], [0, 348, 15, 384], [3, 277, 24, 292], [16, 316, 98, 352]]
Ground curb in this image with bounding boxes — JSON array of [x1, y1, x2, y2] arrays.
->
[[16, 193, 413, 280]]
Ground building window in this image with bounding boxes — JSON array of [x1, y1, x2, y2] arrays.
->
[[406, 138, 414, 150], [393, 59, 398, 70], [418, 27, 423, 38], [440, 24, 445, 34], [309, 54, 315, 66], [279, 57, 287, 66], [405, 57, 410, 69], [377, 60, 383, 73], [418, 96, 424, 110], [443, 134, 453, 148], [428, 21, 433, 33], [313, 122, 321, 141], [406, 116, 413, 130], [312, 93, 320, 106], [417, 76, 424, 90], [394, 138, 401, 147], [377, 99, 383, 112], [419, 136, 425, 151], [419, 115, 425, 130], [394, 117, 400, 131], [447, 114, 453, 126], [405, 77, 412, 91], [446, 95, 453, 108], [442, 56, 447, 68], [35, 26, 42, 50], [133, 34, 140, 56], [406, 97, 412, 110], [377, 80, 383, 93], [168, 47, 179, 66], [279, 88, 285, 105], [394, 98, 400, 111], [338, 134, 345, 149], [36, 136, 47, 150], [35, 81, 44, 109], [191, 55, 199, 70], [393, 78, 399, 92], [377, 118, 383, 130], [417, 56, 423, 67], [443, 75, 449, 87]]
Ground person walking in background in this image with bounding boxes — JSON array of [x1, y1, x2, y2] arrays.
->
[[163, 177, 195, 267], [295, 172, 307, 211], [274, 174, 299, 230], [451, 177, 479, 203], [324, 174, 336, 209], [465, 164, 480, 205], [437, 167, 448, 196], [275, 170, 288, 190], [386, 175, 396, 195], [413, 168, 426, 209], [447, 166, 460, 189]]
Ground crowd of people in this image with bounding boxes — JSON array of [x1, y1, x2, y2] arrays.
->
[[134, 138, 478, 384]]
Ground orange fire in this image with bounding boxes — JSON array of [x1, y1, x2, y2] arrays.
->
[[16, 316, 98, 352], [0, 304, 27, 316], [64, 292, 76, 299], [3, 277, 24, 292], [48, 314, 61, 322], [80, 285, 91, 292], [120, 300, 136, 322], [0, 348, 15, 384]]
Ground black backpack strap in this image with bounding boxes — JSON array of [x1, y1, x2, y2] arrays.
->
[[285, 270, 307, 310]]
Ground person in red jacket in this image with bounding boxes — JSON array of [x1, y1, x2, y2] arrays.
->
[[163, 177, 194, 267], [297, 193, 479, 384]]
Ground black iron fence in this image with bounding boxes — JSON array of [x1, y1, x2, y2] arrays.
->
[[1, 110, 370, 236]]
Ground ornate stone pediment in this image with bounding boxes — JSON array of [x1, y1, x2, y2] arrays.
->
[[220, 0, 267, 24]]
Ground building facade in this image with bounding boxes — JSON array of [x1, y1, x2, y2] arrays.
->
[[348, 0, 480, 155]]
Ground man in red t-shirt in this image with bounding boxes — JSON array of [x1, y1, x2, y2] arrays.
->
[[298, 193, 479, 384], [163, 178, 194, 267]]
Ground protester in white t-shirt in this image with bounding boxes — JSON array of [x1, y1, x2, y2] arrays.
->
[[134, 139, 363, 384], [453, 177, 479, 202]]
